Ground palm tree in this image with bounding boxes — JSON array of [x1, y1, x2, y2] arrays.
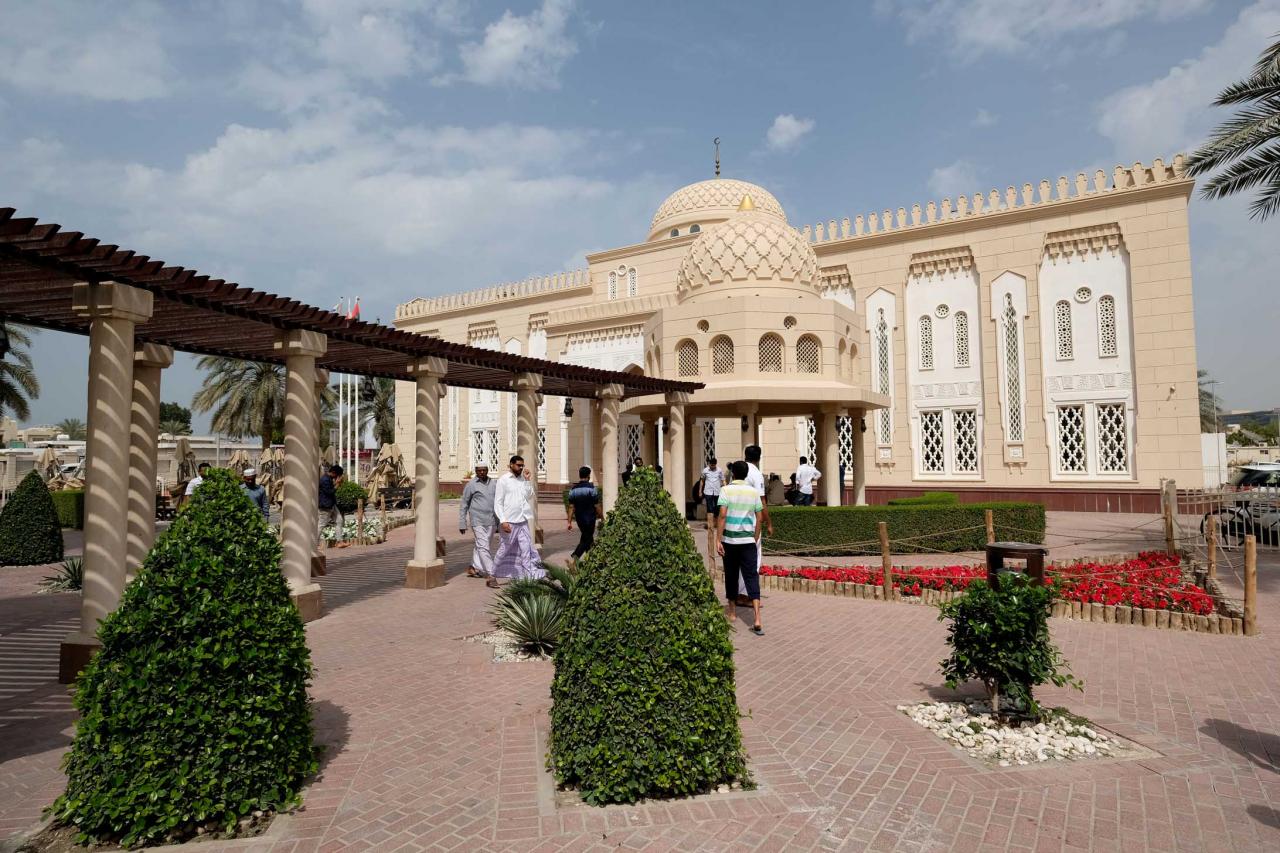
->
[[56, 418, 86, 440], [158, 419, 192, 437], [359, 376, 397, 447], [0, 322, 40, 421], [1186, 33, 1280, 220], [192, 357, 286, 450], [1198, 369, 1223, 433]]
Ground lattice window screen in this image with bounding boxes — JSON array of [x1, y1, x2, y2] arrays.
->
[[711, 336, 734, 374], [805, 417, 817, 461], [676, 340, 699, 377], [702, 420, 716, 466], [954, 311, 970, 367], [759, 334, 783, 372], [1055, 300, 1074, 360], [1096, 403, 1128, 473], [627, 267, 637, 298], [625, 423, 643, 466], [1098, 296, 1117, 357], [1057, 405, 1087, 473], [796, 336, 821, 373], [607, 271, 617, 300], [919, 316, 934, 369], [537, 427, 546, 481], [486, 430, 500, 469], [472, 430, 485, 468], [953, 409, 979, 473], [920, 411, 945, 473], [1003, 297, 1024, 442], [876, 311, 892, 444], [838, 416, 853, 474]]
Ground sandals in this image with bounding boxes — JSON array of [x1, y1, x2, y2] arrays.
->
[[752, 625, 764, 636], [466, 567, 480, 578], [486, 578, 500, 589]]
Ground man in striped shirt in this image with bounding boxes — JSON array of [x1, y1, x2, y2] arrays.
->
[[716, 460, 765, 636]]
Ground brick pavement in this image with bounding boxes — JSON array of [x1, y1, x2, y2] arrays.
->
[[0, 508, 1277, 851]]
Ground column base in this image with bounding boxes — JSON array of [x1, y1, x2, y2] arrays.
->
[[436, 537, 447, 558], [290, 583, 324, 622], [406, 559, 446, 589], [311, 551, 327, 577], [59, 632, 101, 683]]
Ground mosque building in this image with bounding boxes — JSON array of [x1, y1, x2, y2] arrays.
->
[[394, 156, 1202, 510]]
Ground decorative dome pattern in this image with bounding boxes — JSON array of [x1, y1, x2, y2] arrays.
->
[[649, 179, 786, 240], [676, 211, 819, 301]]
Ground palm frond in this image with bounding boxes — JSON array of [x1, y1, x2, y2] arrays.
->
[[1198, 143, 1280, 202], [1185, 104, 1280, 174]]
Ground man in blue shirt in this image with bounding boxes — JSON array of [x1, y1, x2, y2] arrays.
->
[[565, 466, 602, 562], [241, 467, 269, 520], [319, 464, 344, 543]]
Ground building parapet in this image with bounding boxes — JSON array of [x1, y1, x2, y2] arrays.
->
[[801, 156, 1188, 245], [396, 269, 591, 321]]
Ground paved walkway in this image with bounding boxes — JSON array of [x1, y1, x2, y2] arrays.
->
[[0, 509, 1277, 851]]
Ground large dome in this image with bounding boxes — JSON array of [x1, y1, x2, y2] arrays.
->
[[648, 178, 786, 241], [675, 202, 819, 302]]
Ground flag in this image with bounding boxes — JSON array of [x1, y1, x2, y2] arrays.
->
[[332, 297, 343, 313], [348, 297, 361, 320]]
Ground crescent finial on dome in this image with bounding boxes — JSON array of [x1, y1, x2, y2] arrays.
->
[[738, 194, 755, 212]]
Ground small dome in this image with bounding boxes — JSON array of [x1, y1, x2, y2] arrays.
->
[[676, 205, 819, 302], [649, 178, 786, 241]]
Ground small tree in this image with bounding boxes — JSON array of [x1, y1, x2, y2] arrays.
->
[[49, 469, 316, 846], [549, 468, 749, 804], [937, 575, 1081, 720], [0, 469, 64, 566], [335, 480, 368, 513]]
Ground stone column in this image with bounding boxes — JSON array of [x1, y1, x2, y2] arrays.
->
[[665, 392, 689, 514], [852, 409, 867, 505], [598, 384, 624, 513], [819, 407, 842, 507], [406, 357, 448, 589], [60, 282, 154, 683], [125, 343, 173, 581], [591, 399, 605, 482], [640, 416, 657, 466], [275, 329, 326, 622], [738, 402, 760, 457], [513, 372, 544, 543]]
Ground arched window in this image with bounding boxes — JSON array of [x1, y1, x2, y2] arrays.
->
[[837, 340, 847, 378], [607, 271, 617, 300], [627, 267, 638, 298], [676, 339, 699, 377], [758, 334, 783, 372], [1098, 295, 1117, 357], [954, 311, 970, 367], [670, 228, 679, 238], [1003, 295, 1024, 442], [711, 335, 734, 374], [689, 224, 701, 233], [796, 335, 821, 373], [1055, 300, 1073, 360], [876, 310, 892, 444], [918, 316, 934, 370]]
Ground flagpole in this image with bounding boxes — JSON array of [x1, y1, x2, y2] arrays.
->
[[353, 372, 360, 485]]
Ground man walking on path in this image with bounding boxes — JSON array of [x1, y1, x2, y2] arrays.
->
[[241, 468, 268, 520], [794, 457, 821, 506], [319, 464, 345, 545], [698, 457, 725, 520], [566, 466, 602, 563], [743, 445, 773, 605], [184, 462, 210, 500], [490, 455, 542, 587], [459, 464, 498, 578], [717, 460, 765, 636]]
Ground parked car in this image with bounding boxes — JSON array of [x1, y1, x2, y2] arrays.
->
[[1201, 463, 1280, 546]]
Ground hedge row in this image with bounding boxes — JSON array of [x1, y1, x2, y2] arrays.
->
[[763, 502, 1045, 555], [886, 491, 958, 507], [51, 490, 85, 529]]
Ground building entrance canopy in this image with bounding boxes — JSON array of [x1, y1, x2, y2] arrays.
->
[[622, 381, 889, 419]]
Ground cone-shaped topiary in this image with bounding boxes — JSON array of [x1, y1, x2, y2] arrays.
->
[[49, 468, 316, 847], [549, 467, 749, 804], [0, 469, 63, 566]]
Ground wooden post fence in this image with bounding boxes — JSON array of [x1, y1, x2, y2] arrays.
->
[[356, 498, 365, 546], [1206, 514, 1217, 580], [878, 521, 893, 600], [1244, 534, 1257, 637], [1162, 480, 1178, 556], [985, 509, 995, 545], [379, 495, 387, 544]]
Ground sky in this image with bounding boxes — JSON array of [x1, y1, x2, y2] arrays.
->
[[2, 0, 1278, 432]]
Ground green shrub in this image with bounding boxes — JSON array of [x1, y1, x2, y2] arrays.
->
[[886, 491, 958, 506], [49, 469, 316, 847], [938, 575, 1081, 720], [493, 594, 565, 656], [50, 489, 85, 529], [763, 502, 1044, 555], [0, 470, 64, 566], [334, 480, 368, 513], [549, 468, 749, 805]]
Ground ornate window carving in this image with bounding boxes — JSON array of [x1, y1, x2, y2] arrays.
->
[[759, 334, 783, 372], [1003, 295, 1024, 443], [1098, 295, 1117, 357], [472, 430, 485, 468], [486, 429, 500, 469], [711, 336, 734, 374], [676, 339, 699, 377], [796, 335, 821, 373], [838, 416, 853, 480], [920, 411, 945, 473], [954, 311, 970, 367], [1056, 405, 1087, 473], [805, 417, 817, 461], [627, 267, 638, 298], [1096, 403, 1127, 473], [625, 423, 642, 464], [537, 427, 546, 481], [915, 408, 979, 477], [702, 420, 716, 466], [918, 316, 934, 370], [953, 409, 978, 473], [1055, 300, 1074, 360], [607, 271, 617, 300], [876, 310, 892, 444]]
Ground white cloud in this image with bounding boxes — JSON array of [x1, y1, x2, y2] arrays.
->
[[971, 108, 997, 127], [1097, 1, 1280, 159], [765, 114, 816, 151], [453, 0, 579, 88], [0, 1, 175, 101], [886, 0, 1211, 58], [927, 159, 981, 199]]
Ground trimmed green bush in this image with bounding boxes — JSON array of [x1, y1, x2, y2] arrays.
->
[[886, 491, 958, 507], [49, 469, 316, 847], [764, 502, 1044, 555], [51, 489, 85, 529], [0, 470, 64, 566], [334, 479, 368, 513], [549, 468, 749, 805], [938, 575, 1081, 720]]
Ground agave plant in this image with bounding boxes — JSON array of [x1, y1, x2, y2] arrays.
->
[[538, 563, 578, 601], [492, 593, 565, 657], [41, 556, 83, 592]]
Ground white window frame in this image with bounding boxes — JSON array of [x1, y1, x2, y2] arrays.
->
[[1049, 399, 1133, 479], [1054, 299, 1074, 361], [1097, 295, 1118, 358], [990, 272, 1028, 452], [865, 289, 896, 452], [912, 406, 983, 480]]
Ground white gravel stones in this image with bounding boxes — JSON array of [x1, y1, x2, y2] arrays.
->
[[468, 629, 548, 662], [897, 700, 1118, 766]]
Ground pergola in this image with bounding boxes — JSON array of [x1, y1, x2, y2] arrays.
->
[[0, 207, 700, 681]]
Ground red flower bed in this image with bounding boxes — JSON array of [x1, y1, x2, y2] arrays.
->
[[761, 551, 1216, 615]]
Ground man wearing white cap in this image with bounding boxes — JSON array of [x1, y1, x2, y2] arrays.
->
[[242, 468, 269, 520]]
